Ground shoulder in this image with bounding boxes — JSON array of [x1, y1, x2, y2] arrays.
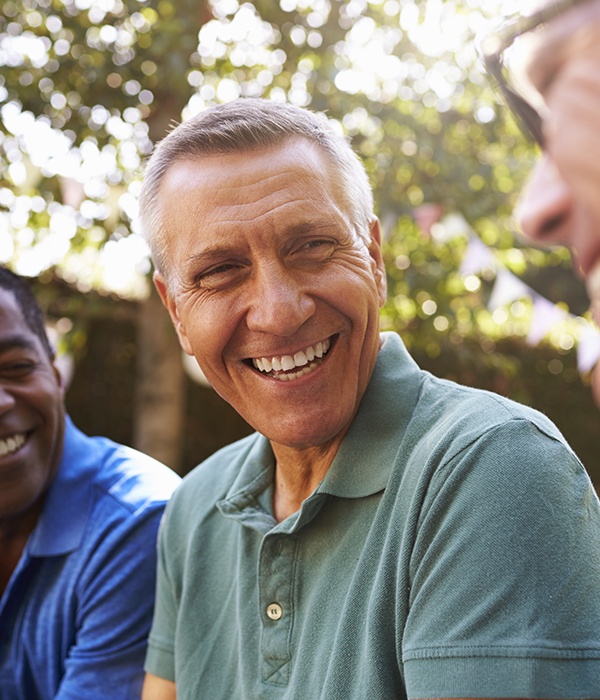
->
[[394, 371, 590, 510], [159, 432, 265, 541], [413, 371, 575, 461], [63, 420, 181, 515], [171, 432, 263, 508], [96, 440, 181, 511]]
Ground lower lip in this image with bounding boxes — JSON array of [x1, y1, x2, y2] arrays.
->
[[0, 459, 25, 486], [269, 356, 326, 382]]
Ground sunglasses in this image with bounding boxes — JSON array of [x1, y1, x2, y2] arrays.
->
[[477, 0, 595, 147]]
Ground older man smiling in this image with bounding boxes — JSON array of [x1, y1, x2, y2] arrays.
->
[[139, 98, 600, 700]]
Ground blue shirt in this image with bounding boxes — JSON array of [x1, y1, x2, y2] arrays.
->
[[146, 332, 600, 699], [0, 417, 181, 700]]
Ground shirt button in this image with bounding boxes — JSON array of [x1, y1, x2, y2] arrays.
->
[[266, 603, 283, 621]]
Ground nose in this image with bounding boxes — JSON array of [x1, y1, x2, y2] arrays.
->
[[516, 154, 574, 247], [245, 265, 316, 336]]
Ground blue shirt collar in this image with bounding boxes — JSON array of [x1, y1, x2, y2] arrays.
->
[[28, 417, 96, 557]]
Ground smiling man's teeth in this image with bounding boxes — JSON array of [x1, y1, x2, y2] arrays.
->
[[0, 433, 26, 458], [252, 338, 331, 381]]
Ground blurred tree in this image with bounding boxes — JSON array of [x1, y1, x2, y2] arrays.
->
[[1, 0, 598, 475], [0, 0, 211, 469]]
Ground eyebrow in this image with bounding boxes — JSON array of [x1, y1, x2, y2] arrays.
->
[[0, 335, 40, 355], [185, 220, 337, 266]]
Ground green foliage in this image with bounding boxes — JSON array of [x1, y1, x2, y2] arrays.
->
[[1, 0, 599, 474]]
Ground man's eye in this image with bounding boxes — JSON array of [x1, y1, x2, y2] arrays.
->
[[0, 361, 37, 378], [201, 263, 236, 277], [196, 263, 243, 288], [295, 239, 335, 256]]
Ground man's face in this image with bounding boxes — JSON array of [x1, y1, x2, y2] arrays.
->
[[154, 137, 386, 451], [0, 289, 65, 522], [516, 1, 600, 324]]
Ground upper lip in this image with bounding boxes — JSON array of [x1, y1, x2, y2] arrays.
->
[[584, 258, 600, 295], [0, 429, 28, 441], [578, 249, 600, 280], [569, 224, 600, 278]]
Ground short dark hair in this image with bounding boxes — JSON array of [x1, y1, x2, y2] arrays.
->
[[0, 267, 55, 359]]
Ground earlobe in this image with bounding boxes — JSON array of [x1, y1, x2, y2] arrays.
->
[[153, 272, 195, 356]]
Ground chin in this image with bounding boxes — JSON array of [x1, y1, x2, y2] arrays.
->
[[267, 421, 350, 451]]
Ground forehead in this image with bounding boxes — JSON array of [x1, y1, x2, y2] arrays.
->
[[507, 0, 600, 100], [0, 289, 42, 351], [162, 137, 335, 199], [525, 1, 600, 60], [158, 138, 346, 241]]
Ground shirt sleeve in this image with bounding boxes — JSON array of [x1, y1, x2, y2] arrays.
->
[[402, 418, 600, 699], [54, 502, 167, 700], [144, 502, 179, 682]]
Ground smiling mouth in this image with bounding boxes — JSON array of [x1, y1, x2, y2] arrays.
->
[[0, 433, 26, 458], [249, 337, 333, 382]]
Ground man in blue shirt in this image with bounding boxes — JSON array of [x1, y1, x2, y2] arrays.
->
[[0, 266, 181, 699]]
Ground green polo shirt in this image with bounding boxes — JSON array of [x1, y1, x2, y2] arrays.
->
[[146, 332, 600, 698]]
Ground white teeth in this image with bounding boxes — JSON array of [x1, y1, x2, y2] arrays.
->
[[251, 338, 332, 379], [0, 433, 26, 457], [281, 355, 295, 371], [255, 357, 274, 372], [294, 351, 308, 367]]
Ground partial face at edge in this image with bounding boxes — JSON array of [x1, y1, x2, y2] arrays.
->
[[0, 289, 65, 522], [516, 6, 600, 323], [153, 138, 386, 451]]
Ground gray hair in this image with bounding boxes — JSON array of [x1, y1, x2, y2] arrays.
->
[[139, 98, 375, 278]]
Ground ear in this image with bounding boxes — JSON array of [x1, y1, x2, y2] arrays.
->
[[367, 218, 387, 307], [153, 271, 194, 356], [51, 359, 66, 396]]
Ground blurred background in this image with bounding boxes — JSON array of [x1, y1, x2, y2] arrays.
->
[[1, 0, 599, 485]]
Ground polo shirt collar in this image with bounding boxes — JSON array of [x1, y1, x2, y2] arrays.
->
[[219, 332, 423, 520], [28, 416, 95, 557], [317, 332, 422, 499]]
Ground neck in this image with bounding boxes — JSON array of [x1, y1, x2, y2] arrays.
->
[[0, 506, 42, 596], [271, 438, 342, 522]]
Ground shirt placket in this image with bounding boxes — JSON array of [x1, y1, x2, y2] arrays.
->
[[258, 533, 298, 686]]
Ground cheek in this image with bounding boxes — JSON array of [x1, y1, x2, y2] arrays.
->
[[546, 64, 600, 210], [178, 296, 239, 365]]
